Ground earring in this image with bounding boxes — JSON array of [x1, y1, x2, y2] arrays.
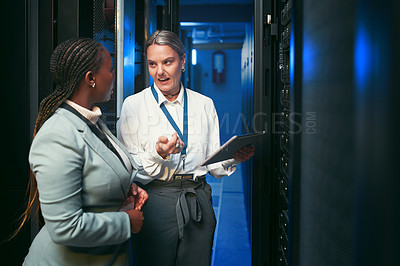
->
[[92, 83, 96, 88], [182, 68, 185, 73]]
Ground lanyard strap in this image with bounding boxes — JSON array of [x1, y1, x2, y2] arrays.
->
[[151, 84, 188, 156]]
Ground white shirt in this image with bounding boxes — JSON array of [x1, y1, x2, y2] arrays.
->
[[118, 84, 237, 184]]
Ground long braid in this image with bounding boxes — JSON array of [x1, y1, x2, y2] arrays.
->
[[9, 38, 105, 239], [33, 39, 103, 136]]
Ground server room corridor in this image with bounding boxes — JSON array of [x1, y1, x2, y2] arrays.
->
[[179, 2, 254, 264], [3, 1, 400, 265], [207, 165, 251, 266], [184, 25, 254, 265]]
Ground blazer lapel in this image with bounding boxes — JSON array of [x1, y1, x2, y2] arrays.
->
[[58, 108, 130, 196], [98, 120, 138, 184]]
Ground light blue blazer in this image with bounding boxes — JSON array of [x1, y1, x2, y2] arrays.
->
[[24, 107, 138, 266]]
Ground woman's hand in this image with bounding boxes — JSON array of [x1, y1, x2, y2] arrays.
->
[[120, 183, 149, 211], [124, 209, 144, 233], [132, 184, 148, 211], [155, 132, 185, 159], [120, 183, 147, 233], [234, 145, 255, 162]]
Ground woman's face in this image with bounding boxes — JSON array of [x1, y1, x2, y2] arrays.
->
[[93, 48, 115, 103], [146, 44, 186, 95]]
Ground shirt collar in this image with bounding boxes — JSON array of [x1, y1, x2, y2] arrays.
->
[[65, 100, 102, 124], [153, 83, 184, 107]]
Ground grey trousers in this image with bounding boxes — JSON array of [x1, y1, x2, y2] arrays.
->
[[132, 177, 216, 266]]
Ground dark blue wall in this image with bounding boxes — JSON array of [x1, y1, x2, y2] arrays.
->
[[191, 48, 243, 143]]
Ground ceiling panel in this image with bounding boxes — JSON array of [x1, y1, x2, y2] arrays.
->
[[179, 0, 253, 44]]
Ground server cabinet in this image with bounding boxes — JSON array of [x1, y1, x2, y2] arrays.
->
[[93, 0, 118, 132], [293, 1, 400, 265], [253, 0, 278, 265], [2, 1, 31, 265], [278, 1, 400, 265], [32, 0, 118, 133]]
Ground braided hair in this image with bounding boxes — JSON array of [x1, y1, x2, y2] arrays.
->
[[10, 38, 105, 239], [34, 38, 105, 136]]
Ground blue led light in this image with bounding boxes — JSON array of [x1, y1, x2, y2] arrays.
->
[[302, 36, 316, 81], [290, 29, 295, 85], [354, 24, 372, 91], [192, 49, 197, 65]]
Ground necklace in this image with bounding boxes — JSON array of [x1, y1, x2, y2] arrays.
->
[[163, 90, 180, 99]]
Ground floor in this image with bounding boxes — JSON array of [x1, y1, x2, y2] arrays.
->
[[206, 165, 251, 266]]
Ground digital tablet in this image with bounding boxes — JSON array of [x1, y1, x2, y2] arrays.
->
[[200, 131, 266, 166]]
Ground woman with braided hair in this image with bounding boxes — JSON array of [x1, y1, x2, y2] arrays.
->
[[21, 38, 148, 265]]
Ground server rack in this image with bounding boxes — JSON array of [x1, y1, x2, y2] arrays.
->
[[264, 1, 400, 265], [253, 0, 279, 265], [276, 0, 292, 265], [253, 0, 294, 265], [31, 0, 118, 133]]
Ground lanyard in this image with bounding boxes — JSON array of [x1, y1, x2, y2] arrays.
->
[[151, 84, 188, 168]]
